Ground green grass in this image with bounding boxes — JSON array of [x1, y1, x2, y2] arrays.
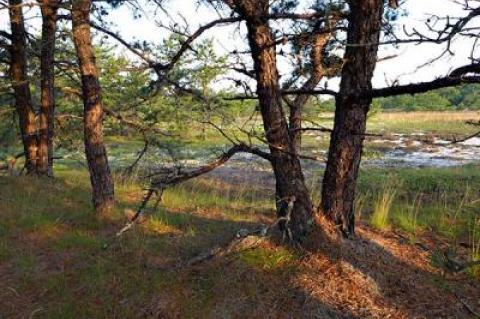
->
[[2, 112, 480, 316], [355, 165, 480, 248], [53, 230, 101, 251], [370, 184, 396, 230], [239, 246, 296, 271], [0, 169, 289, 317]]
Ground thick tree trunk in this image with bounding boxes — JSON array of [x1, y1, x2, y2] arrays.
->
[[320, 0, 384, 237], [38, 0, 58, 177], [233, 0, 313, 241], [8, 0, 38, 174], [71, 0, 114, 213]]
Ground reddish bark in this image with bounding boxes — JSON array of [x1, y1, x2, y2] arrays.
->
[[72, 0, 115, 213], [228, 0, 313, 240], [38, 0, 59, 176], [320, 0, 384, 236], [8, 0, 38, 174]]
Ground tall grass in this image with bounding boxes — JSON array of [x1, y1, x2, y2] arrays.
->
[[367, 111, 479, 134], [370, 184, 396, 230], [393, 194, 423, 238], [469, 217, 480, 277], [354, 192, 368, 221]]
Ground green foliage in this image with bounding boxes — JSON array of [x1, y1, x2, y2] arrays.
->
[[0, 48, 17, 148], [376, 84, 480, 111], [368, 99, 382, 118]]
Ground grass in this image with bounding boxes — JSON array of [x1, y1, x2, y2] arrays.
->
[[1, 111, 480, 316], [0, 169, 285, 317], [370, 181, 396, 230], [468, 217, 480, 277], [239, 246, 297, 271], [355, 165, 480, 250], [1, 164, 480, 316], [367, 111, 480, 135]]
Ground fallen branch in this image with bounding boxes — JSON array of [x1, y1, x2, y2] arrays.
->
[[149, 143, 272, 188], [455, 293, 480, 317], [116, 188, 162, 237], [115, 143, 272, 237], [186, 226, 269, 266]]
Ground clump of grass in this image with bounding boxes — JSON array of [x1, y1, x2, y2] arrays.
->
[[142, 208, 199, 238], [309, 170, 323, 206], [394, 194, 422, 238], [370, 183, 396, 230], [354, 192, 369, 221], [239, 246, 296, 271], [467, 217, 480, 278]]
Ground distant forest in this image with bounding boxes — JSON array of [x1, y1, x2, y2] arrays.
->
[[317, 84, 480, 112]]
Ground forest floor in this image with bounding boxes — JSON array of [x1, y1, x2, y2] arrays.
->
[[0, 165, 479, 318]]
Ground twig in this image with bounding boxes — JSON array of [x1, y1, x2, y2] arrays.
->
[[455, 293, 480, 317], [116, 188, 161, 237]]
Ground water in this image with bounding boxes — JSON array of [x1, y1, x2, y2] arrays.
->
[[101, 135, 480, 176], [366, 136, 480, 168]]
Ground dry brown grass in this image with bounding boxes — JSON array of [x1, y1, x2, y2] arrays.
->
[[376, 111, 479, 123]]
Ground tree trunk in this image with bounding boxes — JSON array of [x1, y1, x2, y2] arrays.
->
[[71, 0, 114, 213], [320, 0, 384, 237], [38, 0, 58, 177], [288, 31, 330, 153], [233, 0, 313, 241], [8, 0, 38, 174]]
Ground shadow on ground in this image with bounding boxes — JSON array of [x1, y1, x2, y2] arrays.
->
[[0, 174, 478, 318]]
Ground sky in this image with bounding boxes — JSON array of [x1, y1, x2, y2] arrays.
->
[[1, 0, 478, 90]]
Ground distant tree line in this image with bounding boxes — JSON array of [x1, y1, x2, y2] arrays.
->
[[375, 84, 480, 111], [310, 84, 480, 112]]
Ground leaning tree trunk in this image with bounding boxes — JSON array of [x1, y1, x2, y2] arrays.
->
[[71, 0, 114, 213], [235, 0, 313, 241], [38, 0, 59, 176], [8, 0, 38, 174], [320, 0, 384, 237]]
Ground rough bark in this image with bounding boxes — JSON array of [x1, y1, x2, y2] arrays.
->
[[229, 0, 313, 241], [320, 0, 384, 237], [38, 0, 59, 176], [8, 0, 38, 174], [71, 0, 114, 213]]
